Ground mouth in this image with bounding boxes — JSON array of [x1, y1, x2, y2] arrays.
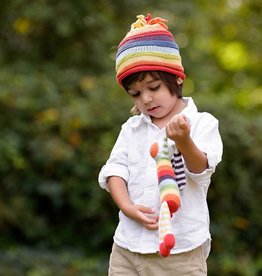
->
[[147, 106, 159, 112]]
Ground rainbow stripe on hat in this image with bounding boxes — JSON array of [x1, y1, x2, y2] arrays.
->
[[116, 14, 186, 86]]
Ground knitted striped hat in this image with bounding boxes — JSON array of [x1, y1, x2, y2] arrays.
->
[[116, 14, 186, 86]]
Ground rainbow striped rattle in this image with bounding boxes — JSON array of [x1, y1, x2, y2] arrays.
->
[[150, 136, 183, 257]]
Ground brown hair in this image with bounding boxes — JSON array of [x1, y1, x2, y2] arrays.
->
[[122, 71, 183, 115]]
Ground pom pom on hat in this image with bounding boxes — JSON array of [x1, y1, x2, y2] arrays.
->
[[116, 14, 186, 86]]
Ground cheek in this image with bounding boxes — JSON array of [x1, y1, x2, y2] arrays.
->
[[133, 98, 143, 108]]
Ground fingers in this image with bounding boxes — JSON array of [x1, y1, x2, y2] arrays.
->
[[134, 205, 159, 230], [137, 205, 155, 215], [142, 214, 159, 230], [143, 221, 159, 230], [124, 204, 160, 230], [170, 114, 189, 130], [179, 115, 190, 130], [166, 114, 190, 141]]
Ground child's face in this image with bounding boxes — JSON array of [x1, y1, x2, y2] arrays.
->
[[127, 73, 181, 122]]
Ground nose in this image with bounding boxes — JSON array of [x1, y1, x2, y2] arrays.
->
[[142, 91, 153, 104]]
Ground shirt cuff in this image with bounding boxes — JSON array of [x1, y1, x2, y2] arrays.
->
[[185, 167, 215, 188], [98, 164, 129, 192], [206, 151, 222, 169]]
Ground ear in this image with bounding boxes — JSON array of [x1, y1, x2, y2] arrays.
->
[[177, 77, 183, 85]]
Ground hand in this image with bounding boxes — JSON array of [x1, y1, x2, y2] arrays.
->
[[166, 114, 190, 145], [123, 204, 159, 230], [166, 114, 208, 173]]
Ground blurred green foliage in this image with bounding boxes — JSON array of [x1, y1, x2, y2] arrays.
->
[[0, 0, 261, 275]]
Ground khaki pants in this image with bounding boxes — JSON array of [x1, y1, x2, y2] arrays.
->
[[109, 243, 207, 276]]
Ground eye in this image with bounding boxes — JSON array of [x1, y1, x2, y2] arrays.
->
[[149, 84, 160, 91], [129, 91, 140, 98]]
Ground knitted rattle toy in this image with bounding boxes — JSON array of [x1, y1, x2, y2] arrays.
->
[[150, 136, 183, 257]]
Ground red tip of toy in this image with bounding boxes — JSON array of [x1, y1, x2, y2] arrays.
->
[[163, 234, 175, 249], [166, 198, 180, 214], [159, 242, 171, 257]]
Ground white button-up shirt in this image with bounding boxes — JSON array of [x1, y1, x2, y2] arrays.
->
[[98, 97, 223, 257]]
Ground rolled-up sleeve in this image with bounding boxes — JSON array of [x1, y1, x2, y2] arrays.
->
[[98, 124, 130, 192], [193, 113, 223, 169], [185, 112, 223, 187], [185, 167, 214, 189]]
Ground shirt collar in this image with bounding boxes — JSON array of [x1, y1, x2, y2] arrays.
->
[[129, 113, 152, 128], [180, 97, 198, 122]]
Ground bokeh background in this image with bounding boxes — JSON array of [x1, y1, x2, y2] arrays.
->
[[0, 0, 261, 275]]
